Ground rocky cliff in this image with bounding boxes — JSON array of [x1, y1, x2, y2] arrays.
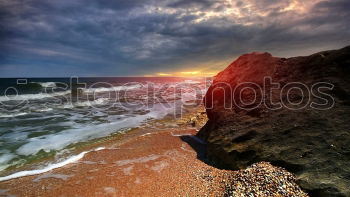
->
[[198, 46, 350, 197]]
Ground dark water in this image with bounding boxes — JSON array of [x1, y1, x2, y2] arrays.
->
[[0, 77, 210, 176]]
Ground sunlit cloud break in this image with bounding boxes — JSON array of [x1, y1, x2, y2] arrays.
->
[[0, 0, 350, 77]]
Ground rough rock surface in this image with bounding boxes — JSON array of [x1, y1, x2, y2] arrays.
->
[[198, 46, 350, 197]]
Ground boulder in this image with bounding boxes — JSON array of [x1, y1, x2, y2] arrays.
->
[[198, 46, 350, 197]]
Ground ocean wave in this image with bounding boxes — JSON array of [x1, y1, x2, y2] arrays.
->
[[16, 102, 173, 156], [0, 80, 207, 181], [0, 147, 105, 182], [31, 82, 57, 88], [0, 90, 71, 102], [0, 112, 28, 118], [183, 80, 201, 84], [0, 154, 15, 172], [59, 98, 110, 109], [83, 84, 142, 93], [34, 108, 53, 112], [15, 118, 140, 156], [75, 98, 110, 107]]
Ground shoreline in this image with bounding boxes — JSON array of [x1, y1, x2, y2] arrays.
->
[[0, 106, 308, 196], [0, 120, 232, 196], [0, 106, 206, 178], [0, 106, 207, 179]]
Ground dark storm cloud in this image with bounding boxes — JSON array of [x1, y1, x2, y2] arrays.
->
[[167, 0, 215, 8], [313, 0, 350, 11], [0, 0, 350, 77]]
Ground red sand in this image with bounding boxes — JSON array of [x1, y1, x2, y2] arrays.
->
[[0, 129, 229, 196]]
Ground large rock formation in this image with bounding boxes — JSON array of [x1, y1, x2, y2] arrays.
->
[[198, 46, 350, 197]]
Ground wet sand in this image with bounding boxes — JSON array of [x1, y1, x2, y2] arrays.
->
[[0, 128, 230, 197]]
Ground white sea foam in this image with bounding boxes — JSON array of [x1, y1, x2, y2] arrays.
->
[[83, 84, 142, 93], [183, 80, 201, 84], [35, 108, 53, 112], [0, 112, 28, 118], [60, 98, 110, 109], [0, 80, 207, 181], [16, 103, 169, 156], [34, 82, 57, 88], [0, 154, 15, 171], [0, 90, 70, 102], [17, 112, 156, 155], [1, 131, 28, 141], [0, 152, 14, 163], [75, 98, 110, 107], [0, 147, 105, 182]]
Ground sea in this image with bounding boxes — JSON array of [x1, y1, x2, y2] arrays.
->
[[0, 77, 210, 180]]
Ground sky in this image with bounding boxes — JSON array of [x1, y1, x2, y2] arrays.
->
[[0, 0, 350, 77]]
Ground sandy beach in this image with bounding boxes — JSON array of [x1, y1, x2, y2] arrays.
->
[[0, 108, 227, 196], [0, 108, 308, 197], [0, 127, 229, 196], [0, 109, 306, 197]]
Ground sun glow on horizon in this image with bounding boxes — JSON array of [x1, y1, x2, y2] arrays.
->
[[150, 70, 218, 77], [156, 73, 172, 76], [145, 59, 231, 77], [180, 71, 200, 75]]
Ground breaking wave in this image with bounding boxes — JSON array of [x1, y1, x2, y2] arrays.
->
[[0, 147, 105, 182]]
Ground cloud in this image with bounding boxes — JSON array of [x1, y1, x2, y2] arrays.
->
[[166, 0, 216, 8], [0, 0, 350, 77]]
